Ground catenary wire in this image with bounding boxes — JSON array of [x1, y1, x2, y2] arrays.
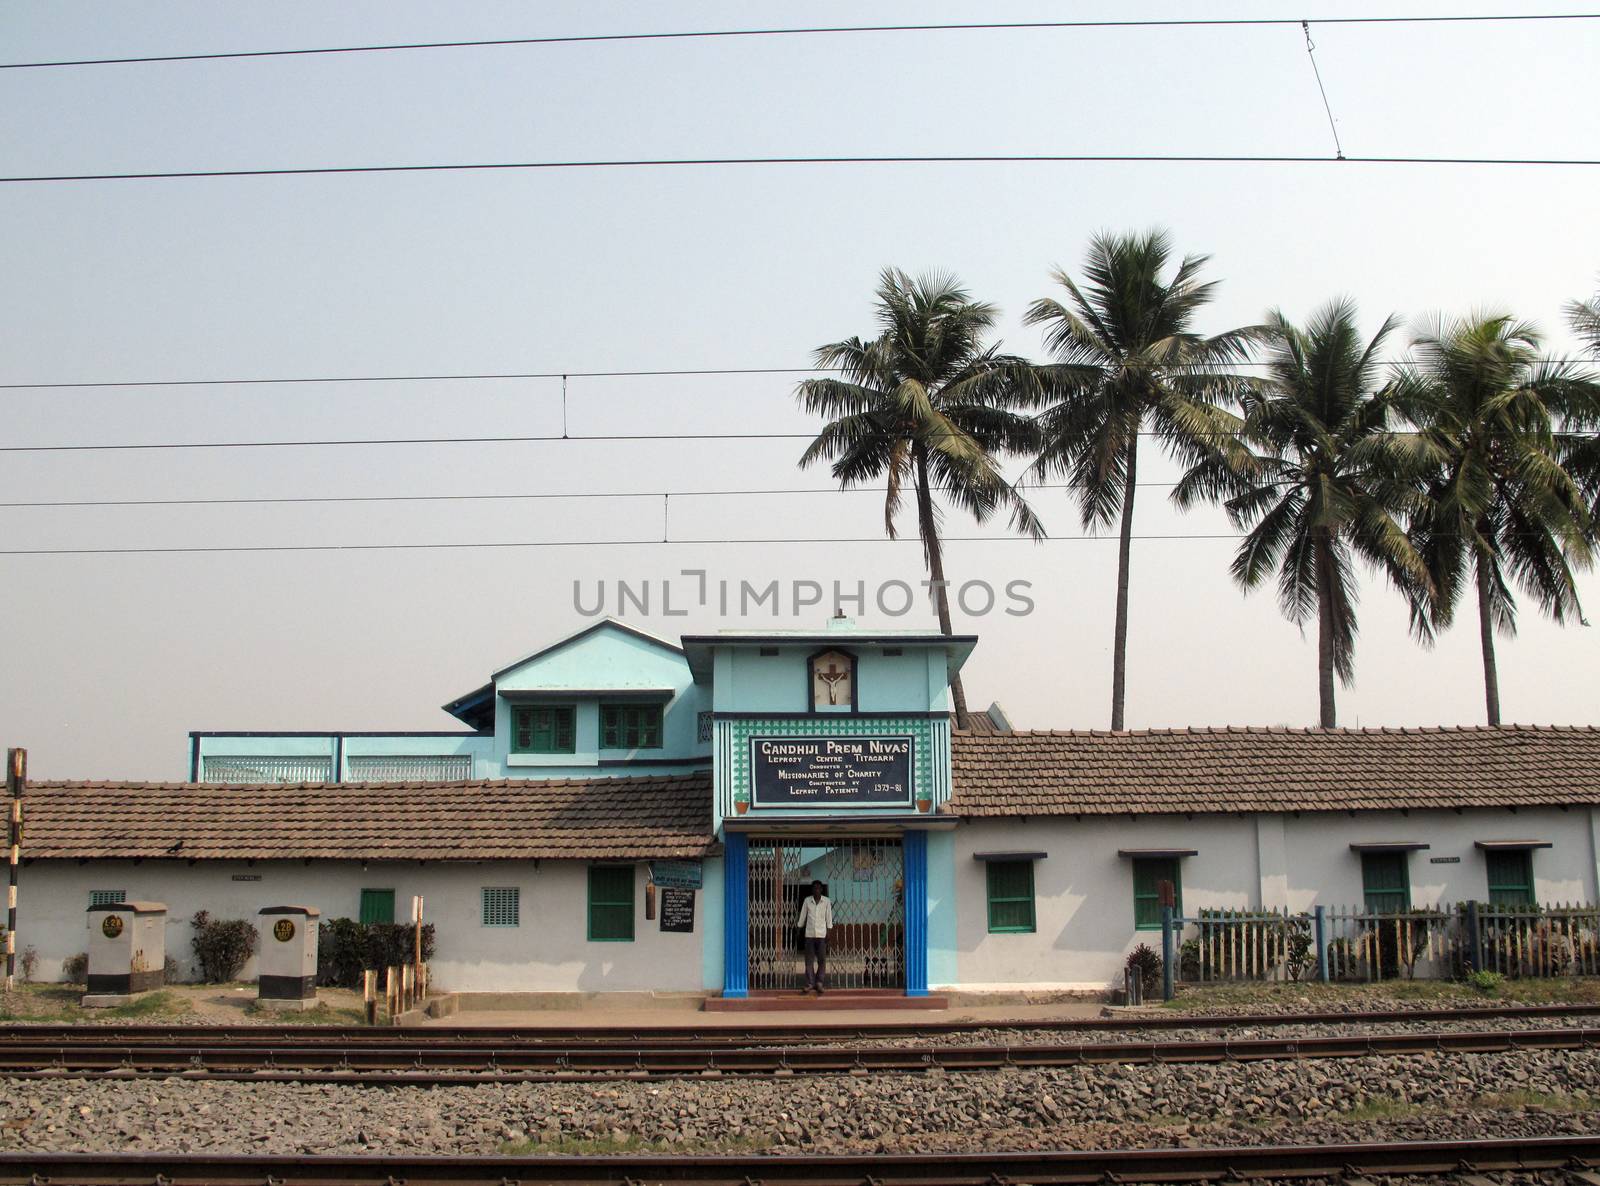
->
[[1, 360, 1594, 390], [3, 13, 1596, 70], [5, 154, 1600, 186], [0, 481, 1197, 511], [1, 427, 1596, 455]]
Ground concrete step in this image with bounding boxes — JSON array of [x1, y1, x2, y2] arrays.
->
[[704, 991, 948, 1012]]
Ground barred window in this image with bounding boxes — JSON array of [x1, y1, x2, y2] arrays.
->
[[89, 889, 126, 907], [697, 711, 713, 744], [481, 886, 520, 927]]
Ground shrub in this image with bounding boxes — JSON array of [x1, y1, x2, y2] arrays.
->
[[1284, 917, 1316, 981], [316, 918, 436, 989], [1126, 943, 1163, 999], [1467, 969, 1504, 995], [61, 952, 87, 984], [19, 946, 37, 983], [1178, 938, 1201, 982], [189, 910, 258, 983]]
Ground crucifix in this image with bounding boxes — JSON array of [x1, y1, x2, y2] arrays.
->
[[816, 661, 849, 705]]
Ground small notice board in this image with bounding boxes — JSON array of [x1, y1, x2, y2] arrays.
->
[[659, 887, 695, 933]]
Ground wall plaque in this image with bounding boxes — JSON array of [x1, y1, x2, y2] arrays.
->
[[659, 887, 695, 933], [749, 736, 913, 808], [272, 919, 297, 942], [100, 915, 124, 938], [1429, 856, 1462, 864]]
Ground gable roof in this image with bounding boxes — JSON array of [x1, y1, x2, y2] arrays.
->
[[23, 772, 713, 861], [949, 725, 1600, 816], [442, 618, 685, 727]]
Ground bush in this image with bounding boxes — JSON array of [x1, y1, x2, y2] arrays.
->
[[61, 952, 87, 984], [1178, 938, 1201, 982], [19, 946, 37, 983], [316, 918, 436, 989], [1467, 969, 1504, 995], [189, 910, 258, 983], [1126, 943, 1163, 999], [1284, 917, 1316, 981]]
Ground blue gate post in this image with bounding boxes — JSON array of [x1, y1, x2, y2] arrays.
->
[[1161, 907, 1176, 1001], [721, 832, 748, 999], [1315, 905, 1328, 983], [903, 831, 929, 996]]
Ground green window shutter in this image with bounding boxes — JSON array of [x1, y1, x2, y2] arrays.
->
[[1361, 852, 1411, 913], [481, 886, 520, 927], [587, 865, 636, 941], [1132, 858, 1181, 930], [88, 889, 126, 907], [985, 860, 1035, 933], [601, 705, 663, 751], [1486, 850, 1534, 906], [512, 705, 576, 754], [359, 889, 395, 925]]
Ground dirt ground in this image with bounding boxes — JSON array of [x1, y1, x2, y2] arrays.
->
[[0, 982, 368, 1024]]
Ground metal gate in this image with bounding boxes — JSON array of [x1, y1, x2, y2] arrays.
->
[[747, 836, 904, 991]]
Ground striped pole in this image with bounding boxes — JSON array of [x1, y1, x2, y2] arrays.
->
[[6, 748, 25, 992]]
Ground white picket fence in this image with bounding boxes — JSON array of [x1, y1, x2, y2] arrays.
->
[[1168, 902, 1600, 984]]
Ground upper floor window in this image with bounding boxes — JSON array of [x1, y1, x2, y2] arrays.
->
[[601, 704, 663, 750], [512, 705, 575, 754]]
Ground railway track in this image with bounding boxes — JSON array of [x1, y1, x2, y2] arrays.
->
[[7, 1000, 1600, 1047], [0, 1026, 1593, 1082], [5, 1135, 1600, 1185]]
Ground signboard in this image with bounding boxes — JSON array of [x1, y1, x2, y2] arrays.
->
[[1429, 856, 1462, 864], [749, 736, 914, 808], [650, 860, 704, 890], [659, 887, 695, 933]]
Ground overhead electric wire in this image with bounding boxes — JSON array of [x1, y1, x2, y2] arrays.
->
[[5, 154, 1599, 186], [0, 480, 1193, 511], [0, 359, 1591, 390], [1, 426, 1595, 455], [3, 12, 1596, 71]]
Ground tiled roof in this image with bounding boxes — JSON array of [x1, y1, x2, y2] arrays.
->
[[22, 774, 713, 861], [949, 726, 1600, 816]]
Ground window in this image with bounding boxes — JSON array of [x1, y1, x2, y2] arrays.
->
[[359, 888, 396, 925], [1133, 858, 1181, 930], [601, 704, 663, 750], [88, 889, 125, 907], [985, 860, 1035, 933], [587, 865, 635, 941], [1361, 852, 1411, 913], [481, 886, 520, 927], [1486, 850, 1535, 906], [511, 705, 575, 754]]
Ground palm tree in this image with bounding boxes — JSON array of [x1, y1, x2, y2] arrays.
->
[[1181, 300, 1429, 728], [796, 269, 1044, 725], [1564, 290, 1600, 512], [1392, 314, 1598, 725], [1024, 229, 1258, 730]]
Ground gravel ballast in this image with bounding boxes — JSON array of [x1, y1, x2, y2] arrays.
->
[[1, 1047, 1598, 1156]]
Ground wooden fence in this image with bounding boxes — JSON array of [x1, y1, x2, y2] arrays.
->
[[1167, 902, 1600, 985]]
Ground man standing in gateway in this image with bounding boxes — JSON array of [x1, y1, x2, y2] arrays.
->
[[796, 879, 834, 996]]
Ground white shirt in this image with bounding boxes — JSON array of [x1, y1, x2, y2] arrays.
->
[[795, 895, 833, 938]]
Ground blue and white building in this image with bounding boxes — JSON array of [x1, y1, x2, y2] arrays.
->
[[17, 617, 1600, 997]]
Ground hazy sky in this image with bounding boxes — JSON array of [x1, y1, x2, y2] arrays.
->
[[2, 1, 1597, 779]]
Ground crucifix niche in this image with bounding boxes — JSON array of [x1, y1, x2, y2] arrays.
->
[[809, 649, 856, 713]]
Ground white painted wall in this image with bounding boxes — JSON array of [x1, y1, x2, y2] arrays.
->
[[950, 807, 1599, 992], [17, 859, 706, 992]]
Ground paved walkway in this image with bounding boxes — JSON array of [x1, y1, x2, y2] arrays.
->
[[418, 999, 1110, 1028]]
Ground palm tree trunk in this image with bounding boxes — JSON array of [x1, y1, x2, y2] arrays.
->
[[914, 445, 970, 727], [1315, 528, 1337, 729], [1110, 435, 1138, 731], [1476, 556, 1502, 726]]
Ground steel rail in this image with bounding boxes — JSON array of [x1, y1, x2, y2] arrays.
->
[[6, 1000, 1600, 1046], [5, 1135, 1600, 1185], [0, 1026, 1592, 1081]]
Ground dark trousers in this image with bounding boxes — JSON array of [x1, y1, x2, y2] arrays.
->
[[803, 936, 827, 989]]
